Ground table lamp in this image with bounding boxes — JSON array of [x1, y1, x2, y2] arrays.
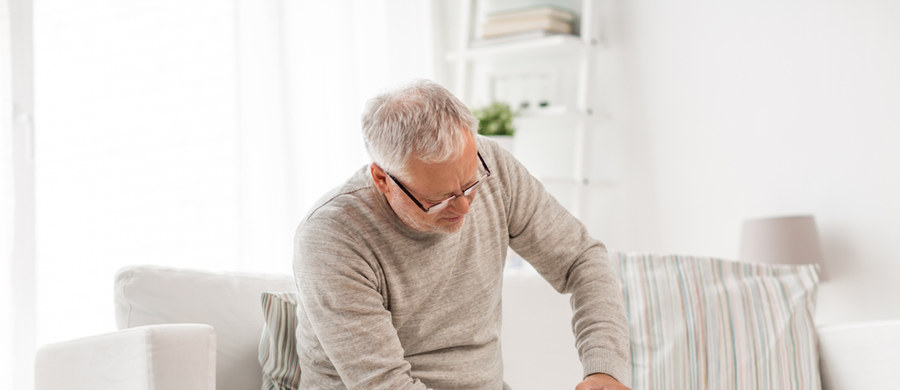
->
[[739, 215, 826, 280]]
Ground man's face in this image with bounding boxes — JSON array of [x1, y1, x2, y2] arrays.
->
[[372, 131, 480, 234]]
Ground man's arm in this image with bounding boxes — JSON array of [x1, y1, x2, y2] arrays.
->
[[294, 224, 429, 390]]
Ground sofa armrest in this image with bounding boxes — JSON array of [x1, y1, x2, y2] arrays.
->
[[818, 319, 900, 389], [35, 323, 216, 390]]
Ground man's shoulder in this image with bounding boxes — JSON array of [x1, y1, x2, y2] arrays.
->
[[300, 166, 377, 229], [475, 134, 505, 162], [474, 134, 522, 175]]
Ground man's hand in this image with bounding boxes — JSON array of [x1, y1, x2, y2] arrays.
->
[[574, 373, 631, 390]]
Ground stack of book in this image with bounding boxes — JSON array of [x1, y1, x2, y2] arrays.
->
[[481, 6, 576, 41]]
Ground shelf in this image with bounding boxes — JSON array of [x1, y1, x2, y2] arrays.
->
[[447, 34, 586, 61], [450, 0, 612, 219], [517, 105, 577, 117], [515, 106, 611, 120], [539, 176, 616, 188]]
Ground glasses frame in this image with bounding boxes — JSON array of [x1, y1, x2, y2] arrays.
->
[[386, 152, 492, 214]]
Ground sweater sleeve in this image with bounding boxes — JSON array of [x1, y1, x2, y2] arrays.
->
[[294, 220, 431, 390], [496, 143, 631, 385]]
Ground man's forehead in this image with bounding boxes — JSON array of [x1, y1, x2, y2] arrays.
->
[[406, 153, 479, 196]]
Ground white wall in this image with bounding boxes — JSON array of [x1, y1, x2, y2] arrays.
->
[[615, 0, 900, 326]]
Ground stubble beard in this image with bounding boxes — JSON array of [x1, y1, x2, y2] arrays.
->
[[389, 197, 464, 234], [397, 208, 465, 234]]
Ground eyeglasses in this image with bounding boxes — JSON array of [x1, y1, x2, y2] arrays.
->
[[386, 152, 492, 214]]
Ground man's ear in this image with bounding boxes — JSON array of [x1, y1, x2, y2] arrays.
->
[[370, 163, 391, 196]]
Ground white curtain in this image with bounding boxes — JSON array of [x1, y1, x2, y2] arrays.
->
[[284, 0, 437, 215], [1, 0, 16, 386], [233, 0, 439, 272], [32, 0, 436, 350], [3, 0, 36, 387], [236, 0, 438, 272]]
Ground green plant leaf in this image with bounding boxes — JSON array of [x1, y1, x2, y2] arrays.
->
[[473, 102, 517, 136]]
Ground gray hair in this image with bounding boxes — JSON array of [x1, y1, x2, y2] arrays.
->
[[361, 79, 478, 177]]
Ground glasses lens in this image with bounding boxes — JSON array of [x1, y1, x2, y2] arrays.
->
[[426, 179, 483, 214], [426, 199, 451, 214], [463, 180, 481, 196]]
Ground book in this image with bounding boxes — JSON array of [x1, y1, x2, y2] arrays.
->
[[482, 17, 572, 39], [485, 6, 575, 24], [470, 29, 571, 47]]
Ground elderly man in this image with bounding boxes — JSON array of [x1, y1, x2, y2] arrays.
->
[[293, 79, 630, 390]]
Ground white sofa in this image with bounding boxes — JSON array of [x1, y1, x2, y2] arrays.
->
[[35, 264, 900, 389]]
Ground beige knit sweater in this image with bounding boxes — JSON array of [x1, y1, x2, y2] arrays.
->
[[293, 136, 628, 389]]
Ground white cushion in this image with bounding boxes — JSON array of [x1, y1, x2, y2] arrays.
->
[[114, 265, 295, 390]]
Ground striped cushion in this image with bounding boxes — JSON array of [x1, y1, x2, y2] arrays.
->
[[258, 291, 301, 390], [616, 253, 821, 389]]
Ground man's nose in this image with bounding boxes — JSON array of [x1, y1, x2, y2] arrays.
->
[[447, 193, 471, 214]]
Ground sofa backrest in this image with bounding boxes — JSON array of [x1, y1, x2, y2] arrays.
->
[[113, 264, 577, 390], [114, 265, 295, 390]]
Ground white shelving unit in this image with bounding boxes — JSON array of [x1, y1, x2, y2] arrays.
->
[[447, 0, 615, 218]]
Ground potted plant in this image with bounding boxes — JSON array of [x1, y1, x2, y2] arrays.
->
[[472, 102, 516, 152]]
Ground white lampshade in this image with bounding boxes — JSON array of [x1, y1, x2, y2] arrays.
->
[[739, 215, 825, 278]]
